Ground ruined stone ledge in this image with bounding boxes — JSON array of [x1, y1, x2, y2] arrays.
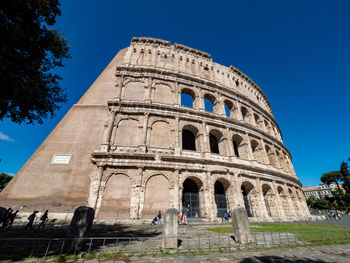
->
[[90, 152, 301, 187], [108, 100, 290, 157], [116, 65, 276, 124]]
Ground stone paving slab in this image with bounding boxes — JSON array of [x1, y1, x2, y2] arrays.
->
[[70, 244, 350, 262]]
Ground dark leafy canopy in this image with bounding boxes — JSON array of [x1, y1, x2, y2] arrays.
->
[[340, 160, 350, 193], [0, 0, 70, 124], [0, 173, 12, 191], [320, 171, 343, 188]]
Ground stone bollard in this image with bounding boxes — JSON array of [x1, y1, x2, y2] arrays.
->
[[231, 207, 253, 243], [162, 208, 178, 249], [67, 206, 95, 238]]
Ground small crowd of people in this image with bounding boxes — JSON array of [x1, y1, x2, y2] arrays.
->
[[326, 210, 343, 220], [0, 208, 19, 228], [151, 210, 162, 225], [0, 208, 49, 230]]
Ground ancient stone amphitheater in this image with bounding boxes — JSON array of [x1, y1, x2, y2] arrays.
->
[[1, 37, 310, 222]]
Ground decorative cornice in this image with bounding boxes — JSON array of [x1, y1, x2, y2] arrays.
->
[[91, 152, 302, 187]]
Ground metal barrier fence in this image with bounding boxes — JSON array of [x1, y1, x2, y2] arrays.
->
[[1, 230, 350, 260]]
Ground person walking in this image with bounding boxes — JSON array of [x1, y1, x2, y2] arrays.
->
[[1, 208, 12, 228], [157, 211, 162, 225], [182, 211, 187, 225], [223, 211, 229, 223], [24, 210, 38, 230], [8, 210, 19, 228], [38, 210, 49, 229]]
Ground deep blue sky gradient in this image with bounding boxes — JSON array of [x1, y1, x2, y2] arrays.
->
[[0, 0, 349, 187]]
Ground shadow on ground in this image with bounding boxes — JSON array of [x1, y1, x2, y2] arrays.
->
[[240, 256, 329, 263]]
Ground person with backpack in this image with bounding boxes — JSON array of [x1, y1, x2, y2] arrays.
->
[[38, 210, 49, 229], [24, 210, 38, 230]]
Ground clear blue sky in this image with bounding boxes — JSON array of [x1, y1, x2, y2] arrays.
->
[[0, 0, 349, 187]]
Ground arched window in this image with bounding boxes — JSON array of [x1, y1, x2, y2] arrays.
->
[[232, 134, 246, 158], [209, 133, 219, 154], [181, 89, 195, 108], [204, 94, 216, 113], [241, 106, 248, 121], [224, 100, 233, 117], [232, 140, 239, 157], [182, 129, 196, 151]]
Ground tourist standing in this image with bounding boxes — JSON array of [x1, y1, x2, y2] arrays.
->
[[157, 210, 162, 225]]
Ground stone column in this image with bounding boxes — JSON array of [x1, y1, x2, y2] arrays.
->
[[162, 208, 178, 249], [255, 178, 269, 218], [202, 122, 210, 156], [272, 181, 285, 217], [101, 110, 116, 152], [116, 75, 124, 100], [87, 166, 104, 211], [140, 113, 149, 152], [145, 77, 152, 103], [260, 139, 269, 165], [174, 117, 180, 155], [174, 81, 180, 107], [231, 207, 253, 243], [244, 133, 254, 161]]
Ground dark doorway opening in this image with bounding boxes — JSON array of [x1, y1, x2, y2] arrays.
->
[[182, 130, 196, 151], [214, 181, 228, 217], [182, 178, 200, 218], [241, 185, 252, 217], [209, 134, 219, 154]]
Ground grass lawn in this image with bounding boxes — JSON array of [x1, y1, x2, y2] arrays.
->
[[206, 223, 349, 235]]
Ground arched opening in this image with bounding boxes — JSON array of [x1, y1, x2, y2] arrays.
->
[[182, 125, 199, 151], [241, 182, 255, 217], [265, 145, 277, 167], [99, 174, 131, 220], [262, 184, 273, 217], [214, 181, 228, 217], [241, 106, 248, 121], [182, 130, 196, 151], [232, 134, 248, 159], [143, 175, 170, 219], [182, 178, 201, 218], [209, 133, 219, 154], [181, 89, 195, 108], [233, 140, 239, 157], [204, 94, 215, 112], [278, 186, 290, 217], [224, 100, 233, 117]]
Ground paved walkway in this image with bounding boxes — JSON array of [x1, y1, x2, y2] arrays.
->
[[80, 244, 350, 263]]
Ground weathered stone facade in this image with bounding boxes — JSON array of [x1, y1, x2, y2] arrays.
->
[[0, 37, 310, 221]]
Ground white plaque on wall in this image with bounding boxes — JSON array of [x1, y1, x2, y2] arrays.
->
[[51, 154, 71, 164]]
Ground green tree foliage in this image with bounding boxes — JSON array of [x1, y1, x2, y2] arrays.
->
[[0, 173, 12, 191], [321, 171, 343, 189], [313, 198, 330, 210], [306, 196, 316, 207], [340, 160, 350, 193], [0, 0, 70, 124]]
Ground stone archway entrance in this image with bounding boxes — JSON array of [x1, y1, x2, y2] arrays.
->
[[241, 182, 255, 217], [214, 181, 228, 217], [182, 178, 201, 218]]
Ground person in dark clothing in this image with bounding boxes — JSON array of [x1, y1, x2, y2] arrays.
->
[[8, 210, 19, 228], [24, 210, 38, 230], [157, 211, 162, 225], [1, 208, 12, 228], [151, 216, 158, 225], [38, 210, 49, 229]]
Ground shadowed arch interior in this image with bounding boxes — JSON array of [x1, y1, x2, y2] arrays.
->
[[214, 180, 228, 217], [182, 178, 202, 218]]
